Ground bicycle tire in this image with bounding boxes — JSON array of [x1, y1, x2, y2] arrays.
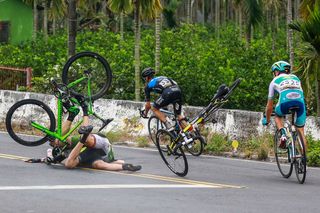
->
[[224, 78, 241, 99], [274, 130, 293, 178], [185, 134, 205, 156], [294, 131, 307, 184], [156, 129, 188, 177], [6, 99, 56, 146], [62, 51, 113, 101], [148, 116, 165, 145]]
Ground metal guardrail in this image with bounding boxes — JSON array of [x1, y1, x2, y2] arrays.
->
[[0, 66, 32, 90]]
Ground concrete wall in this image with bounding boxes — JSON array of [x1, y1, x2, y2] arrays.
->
[[1, 90, 320, 140]]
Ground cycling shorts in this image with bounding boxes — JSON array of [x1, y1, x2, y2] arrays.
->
[[153, 86, 182, 115], [275, 100, 306, 127]]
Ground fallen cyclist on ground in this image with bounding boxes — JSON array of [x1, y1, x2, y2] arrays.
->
[[26, 95, 141, 172]]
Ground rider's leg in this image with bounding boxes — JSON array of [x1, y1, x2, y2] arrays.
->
[[92, 160, 124, 171], [295, 104, 307, 152], [64, 116, 90, 168], [296, 127, 307, 152], [274, 115, 287, 149], [64, 141, 83, 168], [152, 107, 167, 123]]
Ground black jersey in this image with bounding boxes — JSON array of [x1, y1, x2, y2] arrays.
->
[[144, 76, 177, 101]]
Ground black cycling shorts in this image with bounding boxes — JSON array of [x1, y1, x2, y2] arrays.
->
[[78, 148, 106, 166], [153, 86, 182, 115]]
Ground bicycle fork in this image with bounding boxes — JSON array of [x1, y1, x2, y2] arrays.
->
[[170, 132, 193, 154]]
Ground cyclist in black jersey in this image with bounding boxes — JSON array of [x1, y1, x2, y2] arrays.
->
[[141, 67, 188, 130]]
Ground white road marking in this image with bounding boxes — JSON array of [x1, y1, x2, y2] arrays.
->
[[0, 184, 222, 191]]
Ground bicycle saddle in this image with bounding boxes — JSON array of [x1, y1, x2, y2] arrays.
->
[[214, 84, 229, 99]]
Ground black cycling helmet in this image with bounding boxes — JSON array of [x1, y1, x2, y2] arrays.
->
[[141, 67, 155, 79]]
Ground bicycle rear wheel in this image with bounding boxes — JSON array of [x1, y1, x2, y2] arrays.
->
[[62, 51, 113, 101], [156, 129, 188, 177], [224, 78, 241, 99], [185, 134, 205, 156], [5, 99, 56, 146], [148, 116, 165, 145], [294, 132, 307, 184], [274, 130, 293, 178]]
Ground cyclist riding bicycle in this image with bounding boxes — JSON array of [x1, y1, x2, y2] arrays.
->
[[29, 95, 141, 172], [262, 60, 307, 150], [141, 67, 188, 131]]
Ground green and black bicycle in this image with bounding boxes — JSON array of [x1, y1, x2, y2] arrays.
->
[[155, 78, 241, 176], [6, 51, 113, 162]]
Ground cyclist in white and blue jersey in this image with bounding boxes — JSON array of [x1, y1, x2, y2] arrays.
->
[[262, 61, 307, 150]]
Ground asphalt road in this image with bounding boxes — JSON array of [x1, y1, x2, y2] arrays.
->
[[1, 132, 320, 213]]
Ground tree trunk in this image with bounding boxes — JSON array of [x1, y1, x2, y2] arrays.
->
[[68, 0, 77, 57], [52, 18, 56, 35], [43, 0, 48, 42], [155, 10, 161, 73], [33, 0, 38, 39], [315, 62, 320, 117], [134, 0, 141, 101], [246, 24, 251, 47], [215, 0, 220, 38], [287, 0, 294, 66], [202, 0, 205, 25], [120, 12, 124, 41], [239, 5, 242, 40], [187, 0, 191, 23]]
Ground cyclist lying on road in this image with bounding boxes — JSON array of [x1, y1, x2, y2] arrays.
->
[[141, 67, 189, 131], [262, 60, 307, 150], [27, 96, 141, 172]]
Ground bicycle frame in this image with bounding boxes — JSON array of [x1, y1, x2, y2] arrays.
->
[[30, 75, 96, 145], [283, 112, 301, 161]]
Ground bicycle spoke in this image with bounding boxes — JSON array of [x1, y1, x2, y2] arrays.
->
[[156, 129, 188, 176]]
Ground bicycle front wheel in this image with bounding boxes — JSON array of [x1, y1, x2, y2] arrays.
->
[[185, 134, 205, 156], [156, 129, 188, 177], [294, 132, 307, 184], [274, 130, 293, 178], [5, 99, 56, 146], [62, 51, 113, 101], [148, 116, 165, 145]]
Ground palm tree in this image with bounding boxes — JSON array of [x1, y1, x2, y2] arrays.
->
[[215, 0, 220, 37], [48, 0, 67, 34], [108, 0, 133, 41], [162, 0, 181, 28], [243, 0, 263, 45], [67, 0, 77, 57], [289, 2, 320, 115], [287, 0, 294, 66], [299, 0, 317, 20], [262, 0, 282, 51]]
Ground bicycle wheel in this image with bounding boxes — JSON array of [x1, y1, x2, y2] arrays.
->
[[62, 51, 113, 101], [148, 116, 165, 145], [156, 129, 188, 177], [6, 99, 56, 146], [185, 134, 205, 156], [293, 131, 307, 184], [224, 78, 241, 99], [274, 130, 293, 178]]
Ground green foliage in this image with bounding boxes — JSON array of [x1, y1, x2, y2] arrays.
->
[[204, 132, 229, 154], [136, 136, 149, 147], [0, 24, 288, 111], [306, 135, 320, 167]]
